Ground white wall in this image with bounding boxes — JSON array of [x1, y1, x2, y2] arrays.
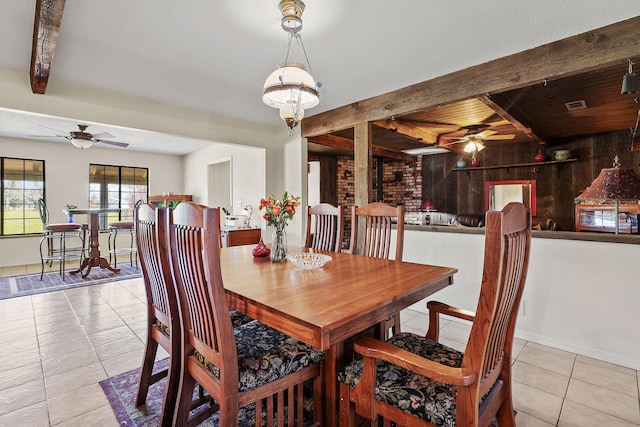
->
[[183, 142, 266, 225], [0, 136, 182, 267], [403, 229, 640, 370]]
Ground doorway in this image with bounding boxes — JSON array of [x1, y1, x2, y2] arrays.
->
[[207, 157, 232, 210]]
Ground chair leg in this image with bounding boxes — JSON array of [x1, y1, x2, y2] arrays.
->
[[339, 382, 357, 427], [136, 338, 159, 406], [172, 371, 198, 426]]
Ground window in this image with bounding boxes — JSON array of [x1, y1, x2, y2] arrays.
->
[[1, 157, 45, 235], [89, 164, 148, 229]]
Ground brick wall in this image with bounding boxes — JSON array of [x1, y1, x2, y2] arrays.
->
[[335, 156, 423, 249]]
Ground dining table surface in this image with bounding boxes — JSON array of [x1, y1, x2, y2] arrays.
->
[[63, 207, 121, 278], [220, 245, 457, 427]]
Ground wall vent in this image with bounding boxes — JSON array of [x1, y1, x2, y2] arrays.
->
[[565, 100, 587, 111]]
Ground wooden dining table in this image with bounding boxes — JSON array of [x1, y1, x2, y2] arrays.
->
[[221, 245, 457, 427], [64, 207, 121, 278]]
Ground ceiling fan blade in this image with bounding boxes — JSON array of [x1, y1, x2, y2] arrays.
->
[[95, 139, 129, 148], [39, 124, 69, 134], [485, 134, 516, 140], [476, 130, 497, 139], [29, 134, 65, 138], [91, 132, 115, 140]]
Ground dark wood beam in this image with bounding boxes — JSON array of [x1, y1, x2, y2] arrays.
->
[[30, 0, 66, 94], [307, 134, 417, 163], [302, 16, 640, 137], [371, 119, 439, 144], [477, 95, 540, 142]]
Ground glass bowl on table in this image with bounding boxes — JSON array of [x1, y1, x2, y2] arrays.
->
[[286, 252, 332, 270]]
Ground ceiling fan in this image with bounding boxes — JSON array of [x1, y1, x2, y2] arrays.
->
[[440, 124, 516, 152], [32, 124, 129, 149]]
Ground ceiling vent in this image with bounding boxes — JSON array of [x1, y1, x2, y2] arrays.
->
[[565, 100, 587, 111]]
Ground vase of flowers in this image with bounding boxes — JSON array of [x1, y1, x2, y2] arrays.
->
[[259, 191, 300, 262]]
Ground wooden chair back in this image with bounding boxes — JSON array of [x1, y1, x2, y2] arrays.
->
[[457, 201, 531, 425], [134, 203, 181, 427], [349, 202, 404, 261], [168, 202, 240, 420], [305, 203, 344, 252]]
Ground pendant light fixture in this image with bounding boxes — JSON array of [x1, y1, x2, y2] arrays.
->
[[262, 0, 321, 131], [621, 58, 639, 95]]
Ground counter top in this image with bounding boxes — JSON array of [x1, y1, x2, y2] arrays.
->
[[405, 224, 640, 245]]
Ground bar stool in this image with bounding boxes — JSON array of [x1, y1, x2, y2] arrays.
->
[[107, 200, 142, 268], [37, 198, 86, 281]]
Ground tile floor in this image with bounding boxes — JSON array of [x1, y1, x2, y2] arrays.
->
[[1, 263, 639, 426]]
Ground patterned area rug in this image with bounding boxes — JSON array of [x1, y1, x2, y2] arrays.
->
[[0, 263, 141, 300], [99, 358, 255, 426]]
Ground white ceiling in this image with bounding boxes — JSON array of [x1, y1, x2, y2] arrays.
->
[[0, 1, 638, 154]]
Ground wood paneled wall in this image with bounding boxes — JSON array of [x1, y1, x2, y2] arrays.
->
[[421, 130, 639, 230]]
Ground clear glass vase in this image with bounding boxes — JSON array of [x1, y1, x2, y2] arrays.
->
[[270, 225, 287, 262]]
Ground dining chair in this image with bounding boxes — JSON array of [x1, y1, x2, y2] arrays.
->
[[107, 200, 143, 268], [168, 202, 325, 426], [134, 203, 180, 427], [338, 202, 531, 427], [37, 198, 86, 281], [349, 202, 405, 339], [305, 203, 344, 252]]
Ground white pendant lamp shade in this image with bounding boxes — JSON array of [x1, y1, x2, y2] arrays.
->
[[463, 140, 486, 153], [262, 63, 319, 109]]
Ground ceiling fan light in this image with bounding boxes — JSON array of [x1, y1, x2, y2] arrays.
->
[[71, 138, 93, 149], [463, 140, 485, 153]]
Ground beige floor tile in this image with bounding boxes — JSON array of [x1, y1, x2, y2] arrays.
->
[[44, 362, 108, 398], [0, 348, 41, 372], [0, 378, 46, 417], [565, 378, 640, 425], [512, 360, 570, 397], [101, 348, 145, 377], [0, 334, 39, 358], [512, 338, 527, 362], [559, 400, 640, 427], [512, 381, 563, 425], [576, 354, 638, 377], [54, 405, 120, 427], [38, 336, 94, 360], [86, 326, 139, 347], [400, 312, 429, 335], [517, 345, 575, 376], [47, 383, 110, 426], [93, 336, 144, 361], [0, 401, 49, 427], [41, 349, 100, 378], [1, 323, 38, 345], [439, 320, 471, 344], [572, 358, 638, 398], [0, 362, 43, 393], [525, 342, 577, 360], [438, 336, 466, 352], [514, 410, 556, 427]]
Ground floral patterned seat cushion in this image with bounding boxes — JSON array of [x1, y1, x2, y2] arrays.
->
[[194, 320, 324, 393], [338, 332, 464, 427], [229, 308, 254, 327]]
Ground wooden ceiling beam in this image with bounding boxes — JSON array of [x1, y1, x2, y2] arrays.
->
[[477, 95, 541, 142], [371, 119, 439, 144], [308, 134, 416, 163], [30, 0, 66, 94], [301, 16, 640, 137]]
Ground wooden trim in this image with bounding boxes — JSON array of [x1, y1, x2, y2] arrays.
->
[[354, 123, 372, 206], [30, 0, 66, 94], [301, 16, 640, 137], [308, 134, 416, 163]]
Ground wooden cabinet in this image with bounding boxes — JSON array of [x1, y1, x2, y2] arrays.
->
[[575, 203, 639, 233], [222, 228, 261, 247], [149, 194, 192, 207]]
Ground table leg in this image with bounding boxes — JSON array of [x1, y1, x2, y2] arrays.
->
[[325, 341, 344, 427], [69, 212, 120, 278]]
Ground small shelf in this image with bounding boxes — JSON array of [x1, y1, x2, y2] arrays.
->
[[452, 158, 577, 171]]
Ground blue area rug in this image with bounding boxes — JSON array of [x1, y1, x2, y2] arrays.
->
[[0, 263, 141, 300]]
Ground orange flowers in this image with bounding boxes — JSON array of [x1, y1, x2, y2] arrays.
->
[[259, 191, 300, 229]]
